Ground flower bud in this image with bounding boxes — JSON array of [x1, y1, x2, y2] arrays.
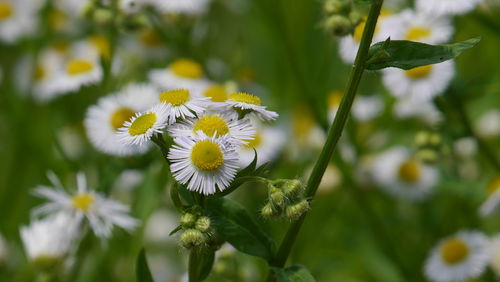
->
[[180, 213, 196, 228], [195, 216, 211, 233], [429, 133, 442, 147], [261, 203, 279, 219], [180, 229, 205, 248], [285, 200, 310, 221], [93, 8, 113, 26], [269, 188, 286, 207], [325, 15, 353, 37], [416, 148, 437, 164], [415, 131, 430, 147], [282, 180, 303, 198], [324, 0, 350, 15]]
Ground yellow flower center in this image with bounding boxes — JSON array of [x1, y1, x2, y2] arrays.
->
[[191, 140, 224, 171], [228, 92, 261, 105], [244, 132, 262, 149], [353, 21, 380, 42], [203, 85, 228, 102], [128, 113, 157, 136], [328, 91, 343, 109], [89, 35, 111, 60], [160, 89, 190, 106], [48, 9, 68, 30], [66, 59, 94, 75], [193, 115, 230, 137], [110, 107, 135, 130], [170, 59, 203, 79], [51, 41, 70, 54], [34, 65, 45, 81], [405, 26, 431, 41], [72, 193, 95, 212], [292, 106, 315, 136], [139, 28, 163, 47], [486, 175, 500, 196], [404, 65, 433, 79], [0, 2, 13, 20], [398, 160, 421, 183], [440, 238, 469, 265]]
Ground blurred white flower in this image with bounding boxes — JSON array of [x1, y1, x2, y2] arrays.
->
[[144, 209, 179, 244], [146, 0, 212, 15], [306, 163, 342, 194], [33, 172, 138, 239], [388, 9, 454, 43], [453, 137, 477, 159], [352, 95, 384, 122], [489, 234, 500, 277], [416, 0, 483, 16], [474, 109, 500, 139], [393, 97, 443, 125], [371, 146, 438, 201], [0, 233, 8, 264], [479, 175, 500, 217], [424, 230, 490, 282], [0, 0, 42, 43]]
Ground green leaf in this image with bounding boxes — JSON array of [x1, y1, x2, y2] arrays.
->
[[365, 37, 480, 70], [136, 248, 154, 282], [236, 149, 258, 177], [207, 198, 275, 260], [198, 248, 216, 281], [272, 265, 316, 282]]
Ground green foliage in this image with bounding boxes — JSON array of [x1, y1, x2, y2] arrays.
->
[[366, 37, 481, 70], [135, 249, 154, 282], [272, 265, 317, 282]]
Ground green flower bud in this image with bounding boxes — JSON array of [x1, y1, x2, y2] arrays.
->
[[285, 200, 310, 221], [180, 213, 196, 228], [325, 15, 354, 37], [33, 255, 62, 272], [261, 203, 279, 219], [429, 133, 442, 147], [324, 0, 350, 15], [269, 188, 286, 207], [416, 149, 437, 164], [415, 131, 430, 147], [195, 216, 211, 233], [93, 8, 113, 25], [282, 179, 303, 198], [180, 229, 205, 248]]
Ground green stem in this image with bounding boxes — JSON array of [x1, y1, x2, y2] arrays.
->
[[188, 248, 200, 282], [267, 0, 384, 274], [151, 133, 171, 162]]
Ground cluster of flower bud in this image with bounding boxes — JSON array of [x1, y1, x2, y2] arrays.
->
[[414, 131, 447, 163], [178, 212, 213, 249], [323, 0, 362, 37], [261, 179, 310, 221]]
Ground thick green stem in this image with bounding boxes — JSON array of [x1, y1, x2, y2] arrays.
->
[[267, 0, 384, 274], [188, 248, 200, 282]]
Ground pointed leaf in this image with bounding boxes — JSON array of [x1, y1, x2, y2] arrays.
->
[[198, 248, 216, 281], [136, 248, 154, 282], [272, 265, 316, 282]]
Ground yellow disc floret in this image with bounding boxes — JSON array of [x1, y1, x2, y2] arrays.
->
[[160, 89, 190, 106], [405, 26, 431, 41], [398, 160, 421, 183], [169, 59, 203, 79], [66, 59, 94, 75], [440, 238, 469, 265], [404, 65, 433, 79], [244, 132, 262, 149], [0, 2, 13, 20], [128, 113, 157, 136], [193, 115, 230, 137], [34, 65, 45, 81], [139, 28, 163, 47], [486, 175, 500, 196], [110, 107, 135, 130], [89, 35, 111, 60], [72, 193, 95, 212], [229, 92, 261, 105], [328, 91, 343, 109], [191, 140, 224, 171], [203, 85, 228, 102]]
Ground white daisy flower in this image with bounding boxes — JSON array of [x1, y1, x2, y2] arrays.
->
[[416, 0, 483, 16], [489, 234, 500, 277], [352, 95, 384, 122], [168, 113, 255, 146], [33, 172, 139, 239], [224, 92, 278, 121], [144, 209, 179, 245], [389, 9, 454, 43], [148, 58, 210, 95], [235, 121, 286, 167], [478, 175, 500, 217], [168, 134, 239, 195], [54, 0, 92, 17], [371, 146, 439, 201], [393, 96, 443, 125], [85, 83, 159, 156], [0, 0, 42, 43], [21, 212, 79, 262], [146, 0, 212, 15], [474, 109, 500, 139], [382, 60, 455, 101], [424, 230, 490, 282], [125, 28, 167, 60], [117, 103, 171, 146], [157, 88, 208, 124], [289, 106, 326, 157]]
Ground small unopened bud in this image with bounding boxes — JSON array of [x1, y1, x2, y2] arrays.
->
[[93, 8, 113, 25], [429, 133, 442, 147], [195, 216, 211, 232], [180, 229, 205, 248], [325, 15, 353, 37], [261, 203, 279, 219], [282, 180, 303, 198], [415, 131, 430, 147], [416, 148, 437, 164], [285, 200, 310, 221], [324, 0, 350, 15], [269, 188, 286, 207], [180, 213, 196, 228]]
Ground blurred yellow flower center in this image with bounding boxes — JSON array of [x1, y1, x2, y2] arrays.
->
[[328, 91, 343, 109], [90, 35, 110, 60], [66, 59, 94, 75], [486, 175, 500, 196], [293, 107, 315, 137], [110, 107, 135, 130], [404, 65, 433, 79], [244, 132, 262, 149], [229, 93, 261, 105], [191, 140, 224, 171], [398, 160, 421, 183], [72, 193, 95, 212], [203, 85, 227, 102], [51, 41, 70, 54], [34, 65, 45, 81], [353, 21, 380, 42], [170, 59, 203, 79], [405, 26, 431, 41], [193, 115, 229, 137], [128, 113, 157, 136], [139, 29, 163, 47], [0, 3, 13, 20], [48, 9, 67, 30], [440, 238, 469, 264], [160, 89, 190, 106]]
